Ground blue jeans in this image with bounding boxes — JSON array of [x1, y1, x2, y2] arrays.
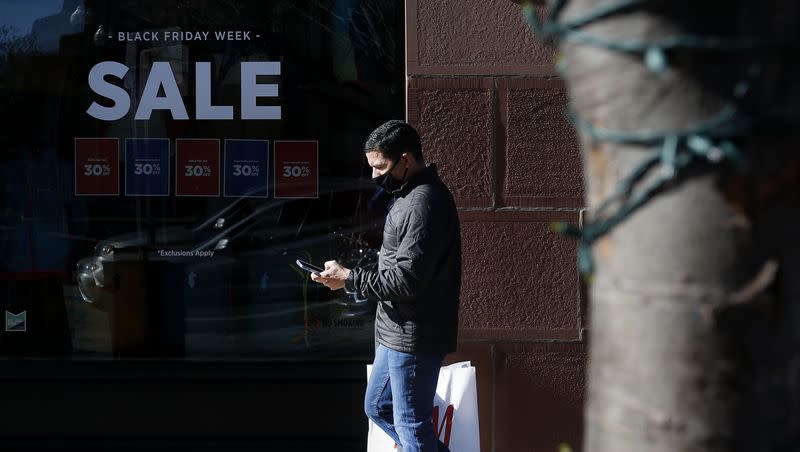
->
[[365, 344, 450, 452]]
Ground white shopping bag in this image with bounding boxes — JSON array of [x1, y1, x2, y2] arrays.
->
[[367, 361, 480, 452]]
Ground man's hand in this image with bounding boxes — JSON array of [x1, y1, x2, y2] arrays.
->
[[310, 260, 351, 290]]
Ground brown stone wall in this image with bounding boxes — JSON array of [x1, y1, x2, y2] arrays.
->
[[406, 1, 587, 451]]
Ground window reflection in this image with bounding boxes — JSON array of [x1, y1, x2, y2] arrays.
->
[[0, 0, 402, 360]]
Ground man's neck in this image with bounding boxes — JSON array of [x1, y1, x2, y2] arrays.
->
[[403, 162, 425, 181]]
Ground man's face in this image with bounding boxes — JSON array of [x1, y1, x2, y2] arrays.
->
[[365, 149, 403, 179]]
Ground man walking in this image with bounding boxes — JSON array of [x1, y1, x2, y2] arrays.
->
[[312, 120, 461, 452]]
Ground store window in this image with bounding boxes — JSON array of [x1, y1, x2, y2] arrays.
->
[[0, 0, 403, 360]]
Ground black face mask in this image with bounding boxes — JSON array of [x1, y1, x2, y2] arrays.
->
[[372, 158, 408, 193]]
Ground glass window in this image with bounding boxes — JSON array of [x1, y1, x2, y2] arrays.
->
[[0, 0, 402, 360]]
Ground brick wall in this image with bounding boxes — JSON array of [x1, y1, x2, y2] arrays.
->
[[405, 1, 587, 451]]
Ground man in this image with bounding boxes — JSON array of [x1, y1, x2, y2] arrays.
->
[[312, 120, 461, 452]]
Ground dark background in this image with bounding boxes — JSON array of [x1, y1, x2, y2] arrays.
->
[[1, 0, 403, 449]]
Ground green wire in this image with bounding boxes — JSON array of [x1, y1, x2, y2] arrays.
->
[[524, 0, 799, 54], [523, 0, 800, 279]]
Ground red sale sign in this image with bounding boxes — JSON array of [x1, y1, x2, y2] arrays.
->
[[176, 139, 220, 196], [274, 141, 318, 199], [74, 138, 119, 196]]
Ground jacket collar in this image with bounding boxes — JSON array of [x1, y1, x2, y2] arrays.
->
[[390, 163, 439, 198]]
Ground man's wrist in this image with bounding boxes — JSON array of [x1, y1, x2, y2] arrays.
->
[[345, 268, 356, 292]]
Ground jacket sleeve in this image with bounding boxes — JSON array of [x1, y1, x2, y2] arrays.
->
[[352, 198, 446, 302]]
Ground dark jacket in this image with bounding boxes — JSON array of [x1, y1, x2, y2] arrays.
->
[[348, 163, 461, 355]]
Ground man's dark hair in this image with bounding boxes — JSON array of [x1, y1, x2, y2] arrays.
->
[[363, 120, 424, 163]]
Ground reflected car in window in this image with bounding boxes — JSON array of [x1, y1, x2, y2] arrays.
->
[[75, 178, 389, 358]]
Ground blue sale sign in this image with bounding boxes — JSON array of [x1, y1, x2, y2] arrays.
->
[[223, 140, 269, 197], [125, 138, 170, 196]]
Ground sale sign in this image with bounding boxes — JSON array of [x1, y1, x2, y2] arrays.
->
[[125, 138, 170, 196], [74, 138, 119, 196], [223, 139, 269, 197], [274, 141, 318, 199], [176, 139, 220, 197]]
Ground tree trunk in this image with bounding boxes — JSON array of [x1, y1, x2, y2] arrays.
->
[[551, 1, 800, 451]]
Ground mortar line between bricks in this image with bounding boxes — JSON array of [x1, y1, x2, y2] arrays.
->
[[491, 77, 499, 209], [407, 74, 563, 80], [459, 338, 585, 344], [577, 208, 588, 338], [456, 207, 585, 212]]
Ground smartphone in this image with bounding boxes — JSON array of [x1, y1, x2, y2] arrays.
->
[[296, 259, 324, 274]]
